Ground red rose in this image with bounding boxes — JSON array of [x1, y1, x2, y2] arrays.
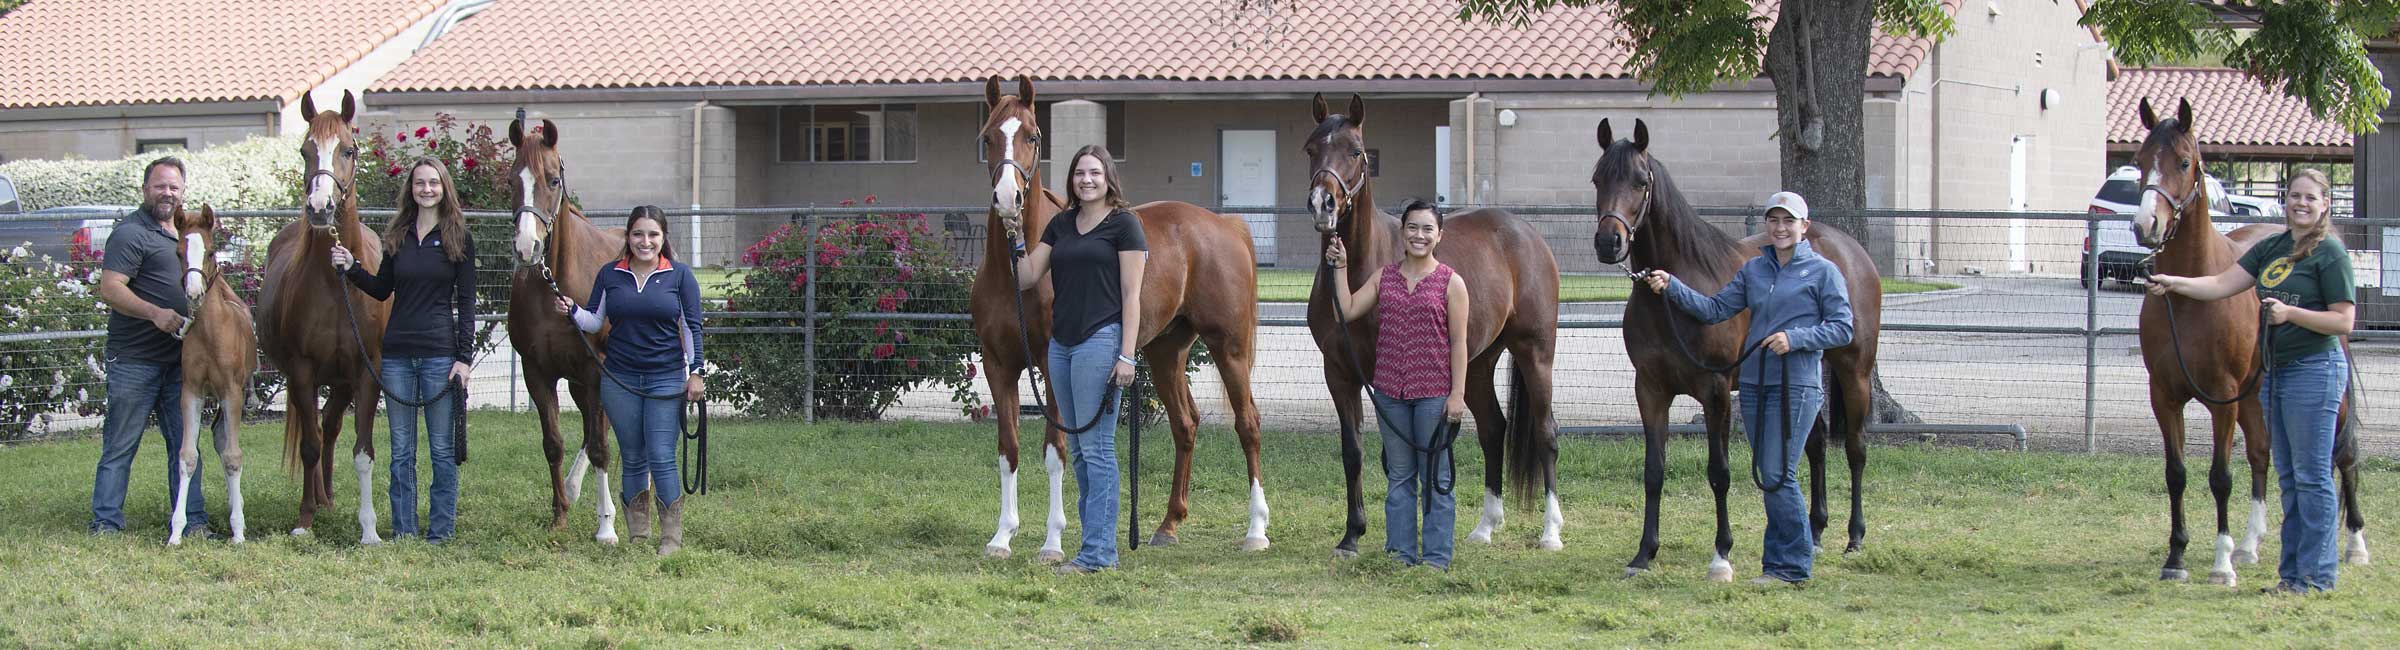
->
[[463, 158, 478, 170], [396, 134, 408, 143], [865, 194, 878, 204], [872, 343, 896, 359], [386, 165, 403, 177], [416, 126, 430, 138], [840, 199, 857, 207]]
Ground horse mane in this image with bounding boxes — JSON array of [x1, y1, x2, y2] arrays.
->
[[1606, 144, 1741, 282]]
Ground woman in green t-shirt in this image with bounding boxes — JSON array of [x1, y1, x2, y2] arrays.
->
[[2149, 169, 2356, 594]]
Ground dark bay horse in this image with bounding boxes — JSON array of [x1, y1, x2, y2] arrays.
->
[[503, 118, 632, 545], [1305, 94, 1563, 556], [258, 91, 389, 543], [2130, 98, 2369, 584], [972, 77, 1268, 561], [1590, 119, 1883, 581], [167, 205, 257, 545]]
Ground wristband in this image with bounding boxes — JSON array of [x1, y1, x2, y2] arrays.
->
[[1117, 354, 1137, 366]]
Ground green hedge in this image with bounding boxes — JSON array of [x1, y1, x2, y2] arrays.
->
[[0, 135, 303, 211]]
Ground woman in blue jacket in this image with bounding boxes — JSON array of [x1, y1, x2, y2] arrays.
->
[[554, 205, 705, 556], [1641, 191, 1854, 585]]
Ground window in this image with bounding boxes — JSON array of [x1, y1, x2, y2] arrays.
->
[[777, 104, 917, 163], [977, 100, 1127, 162], [136, 138, 187, 154]]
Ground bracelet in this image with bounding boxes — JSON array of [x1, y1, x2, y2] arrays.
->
[[1117, 354, 1137, 366]]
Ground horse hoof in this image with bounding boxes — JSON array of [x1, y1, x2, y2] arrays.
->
[[230, 534, 246, 545], [2160, 568, 2189, 582], [1036, 549, 1067, 565], [1706, 565, 1735, 583], [1621, 566, 1647, 579], [1538, 538, 1564, 552], [1148, 532, 1180, 548], [1239, 537, 1271, 552], [985, 545, 1012, 560], [1845, 540, 1864, 554], [290, 528, 311, 537], [597, 533, 619, 547], [2346, 550, 2372, 566], [1467, 531, 1494, 545], [2208, 570, 2237, 587], [2231, 550, 2258, 564], [1331, 548, 1359, 560]]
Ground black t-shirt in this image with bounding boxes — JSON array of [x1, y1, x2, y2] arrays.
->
[[100, 208, 189, 365], [1040, 207, 1146, 345], [344, 227, 479, 363]]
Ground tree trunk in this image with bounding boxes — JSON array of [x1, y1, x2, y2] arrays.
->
[[1766, 0, 1919, 425]]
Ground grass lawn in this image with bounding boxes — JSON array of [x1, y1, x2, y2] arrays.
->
[[2, 415, 2393, 647], [1257, 269, 1959, 303]]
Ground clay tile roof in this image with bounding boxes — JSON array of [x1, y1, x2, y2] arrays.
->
[[0, 0, 444, 109], [2107, 67, 2353, 148], [373, 0, 1941, 93]]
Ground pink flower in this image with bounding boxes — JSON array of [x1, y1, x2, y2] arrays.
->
[[415, 126, 430, 138], [964, 363, 978, 381], [840, 199, 857, 207], [872, 343, 896, 359], [864, 194, 878, 204], [905, 358, 920, 371], [397, 134, 407, 143]]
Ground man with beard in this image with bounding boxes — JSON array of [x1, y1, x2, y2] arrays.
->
[[89, 156, 214, 538]]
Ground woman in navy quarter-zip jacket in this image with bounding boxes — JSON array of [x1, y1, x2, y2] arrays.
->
[[555, 206, 705, 556]]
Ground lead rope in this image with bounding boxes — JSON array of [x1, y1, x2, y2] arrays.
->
[[1626, 265, 1794, 493], [1321, 255, 1461, 520]]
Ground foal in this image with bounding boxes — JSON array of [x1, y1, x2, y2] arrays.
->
[[167, 206, 258, 545]]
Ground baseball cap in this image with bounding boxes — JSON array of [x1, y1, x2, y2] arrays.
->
[[1764, 191, 1810, 221]]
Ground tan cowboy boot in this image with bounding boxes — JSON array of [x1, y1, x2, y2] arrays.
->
[[656, 497, 685, 556], [625, 489, 654, 541]]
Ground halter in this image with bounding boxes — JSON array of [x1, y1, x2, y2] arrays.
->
[[2141, 176, 2207, 247], [516, 164, 569, 228], [516, 164, 572, 288], [1311, 165, 1368, 234], [1597, 157, 1658, 268], [173, 265, 210, 340], [303, 167, 353, 230]]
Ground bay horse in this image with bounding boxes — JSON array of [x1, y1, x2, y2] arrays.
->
[[503, 118, 630, 545], [258, 90, 389, 543], [2130, 98, 2369, 585], [166, 205, 257, 545], [1590, 119, 1883, 581], [972, 76, 1269, 560], [1305, 94, 1564, 556]]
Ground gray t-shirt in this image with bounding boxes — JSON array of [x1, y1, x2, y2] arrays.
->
[[101, 207, 189, 364]]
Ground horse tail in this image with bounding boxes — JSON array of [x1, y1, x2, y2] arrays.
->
[[1505, 364, 1544, 508], [282, 403, 305, 475]]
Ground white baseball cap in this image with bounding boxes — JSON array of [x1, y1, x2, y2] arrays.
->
[[1764, 191, 1810, 221]]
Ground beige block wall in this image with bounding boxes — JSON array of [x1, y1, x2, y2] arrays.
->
[[0, 111, 272, 163]]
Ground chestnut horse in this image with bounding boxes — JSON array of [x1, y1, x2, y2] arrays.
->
[[503, 118, 631, 545], [972, 77, 1269, 561], [1590, 119, 1883, 581], [258, 90, 389, 543], [2130, 98, 2369, 584], [167, 205, 257, 545], [1305, 94, 1564, 556]]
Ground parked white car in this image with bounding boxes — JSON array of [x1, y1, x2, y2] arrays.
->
[[2082, 166, 2281, 286]]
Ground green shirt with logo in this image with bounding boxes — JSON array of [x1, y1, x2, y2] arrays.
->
[[2237, 232, 2356, 365]]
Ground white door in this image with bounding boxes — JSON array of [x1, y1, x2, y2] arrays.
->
[[2007, 135, 2031, 273], [1434, 126, 1452, 205], [1221, 129, 1278, 265]]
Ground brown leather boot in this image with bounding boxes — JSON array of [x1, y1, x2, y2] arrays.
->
[[656, 498, 685, 556], [625, 489, 654, 541]]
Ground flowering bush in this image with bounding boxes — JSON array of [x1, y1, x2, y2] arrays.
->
[[0, 134, 303, 211], [355, 114, 513, 211], [0, 242, 107, 440], [716, 197, 983, 420]]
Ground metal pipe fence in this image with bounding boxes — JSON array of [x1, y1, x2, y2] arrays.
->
[[3, 205, 2395, 459]]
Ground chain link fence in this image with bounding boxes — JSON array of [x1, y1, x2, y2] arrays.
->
[[3, 204, 2394, 458]]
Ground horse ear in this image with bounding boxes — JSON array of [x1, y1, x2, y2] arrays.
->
[[199, 205, 216, 231], [2138, 97, 2157, 131], [2176, 98, 2193, 131], [1598, 119, 1613, 148], [986, 76, 1003, 108], [339, 90, 356, 123], [300, 93, 319, 119], [508, 118, 525, 147], [1312, 93, 1330, 124], [1633, 119, 1649, 152], [1347, 94, 1366, 128], [540, 119, 559, 148], [1017, 76, 1036, 107]]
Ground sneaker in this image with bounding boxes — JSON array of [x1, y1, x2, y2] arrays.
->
[[88, 525, 123, 537], [2260, 583, 2308, 596], [1750, 575, 1802, 587], [1054, 563, 1101, 576], [182, 524, 226, 542]]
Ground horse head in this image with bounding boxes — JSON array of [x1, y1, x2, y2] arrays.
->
[[2132, 97, 2207, 250], [1305, 93, 1371, 235], [297, 91, 359, 231], [1590, 118, 1655, 265], [508, 117, 567, 264], [981, 76, 1043, 223], [173, 204, 219, 301]]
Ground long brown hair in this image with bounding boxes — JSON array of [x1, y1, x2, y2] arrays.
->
[[2285, 168, 2339, 263], [1060, 145, 1131, 212], [387, 156, 468, 262], [620, 205, 678, 262]]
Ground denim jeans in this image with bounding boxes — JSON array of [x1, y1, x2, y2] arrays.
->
[[90, 358, 207, 533], [1373, 393, 1456, 568], [1050, 323, 1123, 570], [381, 357, 460, 541], [2265, 348, 2348, 592], [1740, 383, 1821, 582], [599, 366, 685, 508]]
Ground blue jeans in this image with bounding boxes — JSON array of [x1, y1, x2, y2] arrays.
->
[[381, 357, 460, 541], [1741, 383, 1821, 582], [1373, 393, 1456, 568], [2265, 348, 2348, 592], [599, 366, 685, 507], [1050, 323, 1123, 570], [90, 358, 207, 533]]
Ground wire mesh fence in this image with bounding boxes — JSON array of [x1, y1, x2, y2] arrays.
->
[[3, 204, 2395, 459]]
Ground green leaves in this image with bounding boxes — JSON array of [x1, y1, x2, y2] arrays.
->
[[2084, 0, 2394, 133], [1453, 0, 1955, 99]]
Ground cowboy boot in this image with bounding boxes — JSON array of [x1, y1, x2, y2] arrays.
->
[[656, 497, 685, 556], [624, 489, 654, 541]]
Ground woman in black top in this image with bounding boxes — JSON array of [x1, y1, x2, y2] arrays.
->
[[1005, 144, 1146, 574], [331, 156, 477, 544]]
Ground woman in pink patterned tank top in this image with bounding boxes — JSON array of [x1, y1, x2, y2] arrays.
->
[[1325, 200, 1470, 569]]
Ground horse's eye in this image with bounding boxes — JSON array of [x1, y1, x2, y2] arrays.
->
[[1634, 178, 1651, 189], [1353, 149, 1366, 158], [549, 177, 562, 187]]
